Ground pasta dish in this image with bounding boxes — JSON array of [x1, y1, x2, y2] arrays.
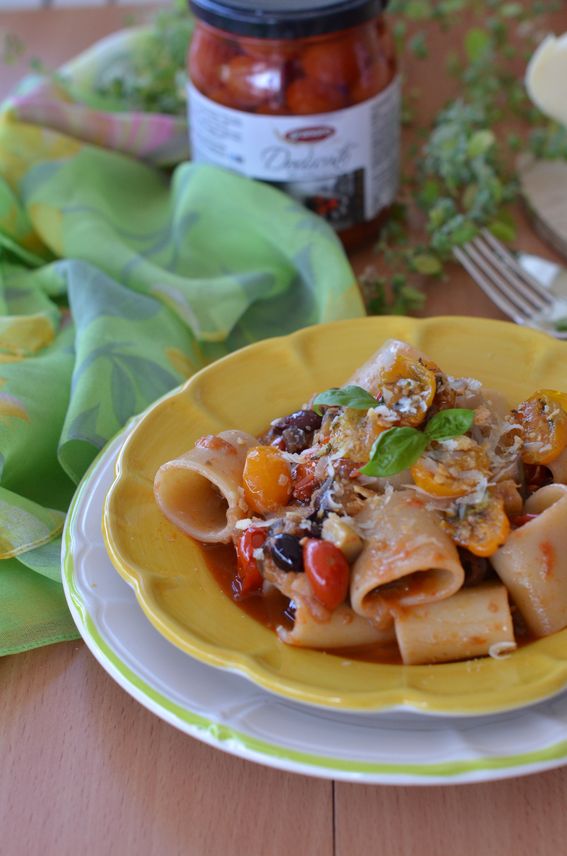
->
[[153, 339, 567, 666]]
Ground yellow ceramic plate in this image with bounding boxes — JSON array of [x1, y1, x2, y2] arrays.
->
[[103, 316, 567, 715]]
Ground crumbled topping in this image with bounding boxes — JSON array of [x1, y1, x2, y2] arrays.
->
[[448, 376, 482, 395], [488, 641, 516, 659], [373, 404, 399, 423], [234, 517, 274, 531], [280, 450, 309, 464]]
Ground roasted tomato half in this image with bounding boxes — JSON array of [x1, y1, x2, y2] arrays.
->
[[411, 436, 490, 498], [377, 354, 437, 429], [441, 491, 510, 558], [514, 390, 567, 465]]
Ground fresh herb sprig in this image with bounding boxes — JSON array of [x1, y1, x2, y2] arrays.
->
[[364, 0, 565, 317], [312, 385, 380, 415], [93, 0, 194, 115], [312, 384, 474, 477], [6, 0, 562, 322], [360, 408, 474, 477]]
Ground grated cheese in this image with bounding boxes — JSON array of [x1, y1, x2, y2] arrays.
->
[[280, 451, 309, 464], [448, 376, 482, 394], [488, 641, 517, 659], [395, 395, 418, 415], [234, 517, 274, 531], [373, 404, 399, 423]]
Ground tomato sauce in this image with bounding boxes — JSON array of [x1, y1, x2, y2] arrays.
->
[[201, 542, 540, 664], [201, 542, 402, 664], [202, 543, 294, 632]]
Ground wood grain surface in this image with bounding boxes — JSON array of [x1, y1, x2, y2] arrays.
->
[[1, 6, 567, 856]]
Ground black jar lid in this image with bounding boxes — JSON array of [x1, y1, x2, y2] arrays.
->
[[188, 0, 388, 40]]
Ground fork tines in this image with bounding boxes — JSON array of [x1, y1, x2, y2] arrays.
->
[[454, 228, 556, 328]]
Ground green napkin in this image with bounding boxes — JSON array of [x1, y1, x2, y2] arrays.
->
[[0, 107, 364, 655]]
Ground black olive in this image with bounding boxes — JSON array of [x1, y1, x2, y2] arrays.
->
[[272, 409, 322, 434], [270, 534, 304, 573], [281, 425, 307, 453], [458, 548, 494, 587]]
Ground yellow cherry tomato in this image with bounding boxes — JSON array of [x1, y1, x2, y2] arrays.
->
[[242, 445, 292, 515], [411, 437, 490, 498], [378, 354, 437, 428], [515, 390, 567, 465], [442, 492, 510, 558]]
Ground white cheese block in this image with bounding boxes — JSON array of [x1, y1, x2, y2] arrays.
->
[[525, 33, 567, 128]]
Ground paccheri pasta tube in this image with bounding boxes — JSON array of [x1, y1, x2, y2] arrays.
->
[[491, 484, 567, 636], [394, 583, 515, 665], [350, 492, 465, 627], [154, 339, 567, 666], [154, 430, 257, 543], [278, 602, 395, 649], [346, 338, 433, 401]]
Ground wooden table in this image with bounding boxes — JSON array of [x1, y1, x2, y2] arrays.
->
[[2, 6, 567, 856]]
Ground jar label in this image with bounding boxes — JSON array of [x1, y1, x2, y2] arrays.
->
[[187, 77, 401, 231]]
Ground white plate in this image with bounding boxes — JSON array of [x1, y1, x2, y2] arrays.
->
[[62, 426, 567, 785]]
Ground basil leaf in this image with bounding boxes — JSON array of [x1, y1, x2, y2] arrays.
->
[[312, 385, 379, 416], [424, 408, 474, 441], [360, 427, 428, 478]]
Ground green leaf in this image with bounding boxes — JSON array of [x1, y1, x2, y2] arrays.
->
[[465, 28, 491, 62], [412, 253, 442, 275], [463, 184, 478, 210], [428, 198, 456, 230], [409, 33, 429, 60], [425, 408, 474, 440], [438, 0, 467, 12], [405, 0, 432, 20], [448, 219, 478, 247], [391, 282, 426, 315], [467, 129, 495, 158], [488, 219, 516, 243], [360, 428, 428, 478], [2, 32, 24, 65], [555, 318, 567, 332], [392, 20, 407, 45], [500, 2, 523, 17], [312, 385, 378, 416], [418, 179, 441, 207]]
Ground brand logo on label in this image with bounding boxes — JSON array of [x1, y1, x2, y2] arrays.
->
[[284, 126, 335, 144]]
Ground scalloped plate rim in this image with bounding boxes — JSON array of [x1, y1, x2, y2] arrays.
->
[[102, 316, 567, 715]]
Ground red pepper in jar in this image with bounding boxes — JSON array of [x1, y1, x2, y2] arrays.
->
[[188, 1, 399, 249]]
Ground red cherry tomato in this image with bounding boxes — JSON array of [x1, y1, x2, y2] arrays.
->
[[303, 539, 350, 610], [292, 461, 319, 503], [189, 27, 239, 92], [285, 78, 346, 114], [511, 513, 539, 528], [222, 54, 276, 109], [235, 528, 266, 595], [301, 38, 359, 87]]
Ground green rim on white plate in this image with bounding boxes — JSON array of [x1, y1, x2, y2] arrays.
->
[[62, 422, 567, 785]]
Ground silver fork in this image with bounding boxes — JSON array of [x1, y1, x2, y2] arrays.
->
[[453, 228, 567, 340]]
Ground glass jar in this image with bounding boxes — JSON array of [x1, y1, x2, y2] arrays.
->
[[187, 0, 399, 248]]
